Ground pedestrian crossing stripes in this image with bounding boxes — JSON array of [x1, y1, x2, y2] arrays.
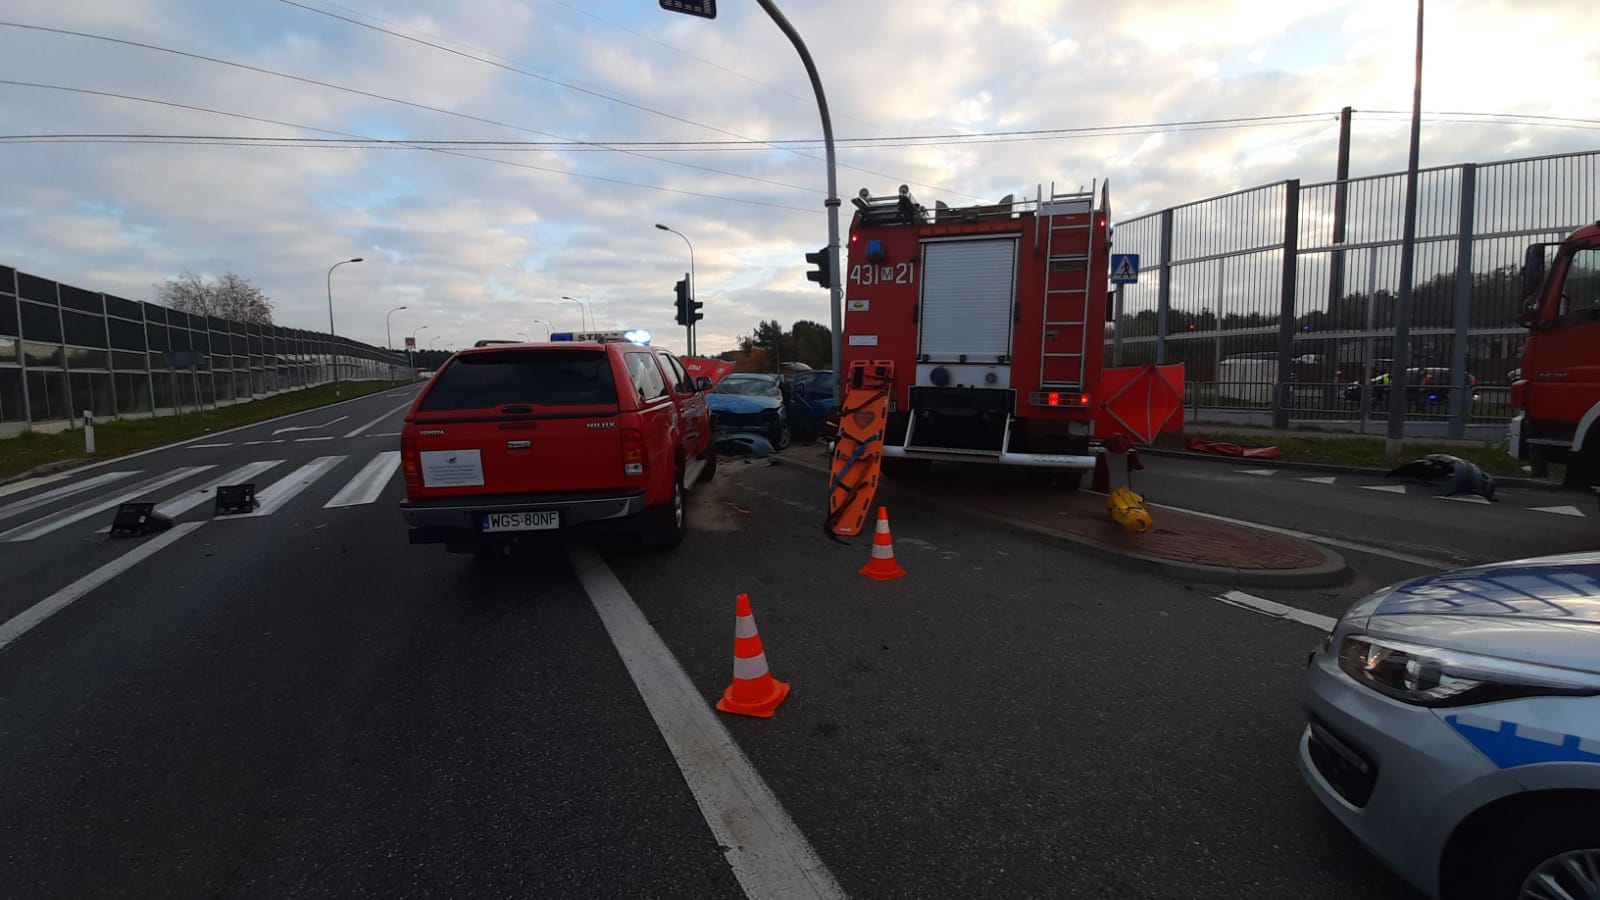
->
[[0, 451, 409, 542], [1, 467, 215, 543], [0, 470, 140, 522], [226, 456, 347, 519], [324, 452, 401, 508], [1233, 468, 1589, 516]]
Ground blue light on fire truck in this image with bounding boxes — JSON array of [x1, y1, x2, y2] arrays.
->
[[549, 332, 575, 341], [623, 329, 652, 345], [866, 239, 886, 262]]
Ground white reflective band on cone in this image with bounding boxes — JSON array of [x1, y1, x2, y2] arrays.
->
[[732, 652, 771, 680], [735, 616, 759, 639], [871, 542, 895, 559], [875, 518, 891, 534]]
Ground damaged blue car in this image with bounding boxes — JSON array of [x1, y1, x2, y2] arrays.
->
[[707, 372, 790, 450]]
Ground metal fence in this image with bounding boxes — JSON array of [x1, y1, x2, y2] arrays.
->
[[0, 265, 411, 439], [1107, 149, 1600, 438]]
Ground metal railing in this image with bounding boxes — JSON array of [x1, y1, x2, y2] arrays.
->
[[0, 265, 411, 438], [1109, 148, 1600, 436]]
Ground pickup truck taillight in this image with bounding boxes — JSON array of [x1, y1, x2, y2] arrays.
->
[[1510, 379, 1528, 409], [622, 429, 646, 477], [401, 427, 421, 491]]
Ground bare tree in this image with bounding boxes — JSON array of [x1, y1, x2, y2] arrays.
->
[[157, 269, 275, 324]]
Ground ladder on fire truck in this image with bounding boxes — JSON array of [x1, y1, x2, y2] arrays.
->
[[1034, 181, 1101, 392]]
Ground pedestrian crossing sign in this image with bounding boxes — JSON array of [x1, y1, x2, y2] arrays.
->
[[1111, 254, 1140, 284]]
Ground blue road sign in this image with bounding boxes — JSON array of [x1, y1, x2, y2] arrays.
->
[[1111, 254, 1140, 284]]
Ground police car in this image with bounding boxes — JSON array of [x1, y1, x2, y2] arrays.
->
[[1300, 552, 1600, 900]]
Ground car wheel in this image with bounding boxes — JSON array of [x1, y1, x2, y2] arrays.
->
[[642, 473, 686, 548], [772, 421, 791, 450], [1448, 801, 1600, 900]]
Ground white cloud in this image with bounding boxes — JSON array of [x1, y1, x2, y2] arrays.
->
[[0, 0, 1594, 358]]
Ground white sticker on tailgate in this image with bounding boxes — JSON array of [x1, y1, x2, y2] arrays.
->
[[420, 449, 484, 487]]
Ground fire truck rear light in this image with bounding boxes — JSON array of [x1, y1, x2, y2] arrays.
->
[[1031, 392, 1090, 408]]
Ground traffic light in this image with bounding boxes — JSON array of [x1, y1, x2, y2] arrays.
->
[[673, 275, 703, 327], [805, 246, 832, 289]]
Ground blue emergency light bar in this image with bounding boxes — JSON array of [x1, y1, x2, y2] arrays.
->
[[549, 329, 651, 345]]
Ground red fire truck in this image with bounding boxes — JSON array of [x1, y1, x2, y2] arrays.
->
[[1509, 220, 1600, 492], [839, 182, 1113, 488]]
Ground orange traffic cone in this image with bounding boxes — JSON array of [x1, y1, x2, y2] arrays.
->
[[859, 506, 908, 581], [715, 593, 791, 718]]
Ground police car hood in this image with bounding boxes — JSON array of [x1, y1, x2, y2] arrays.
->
[[1360, 553, 1600, 675]]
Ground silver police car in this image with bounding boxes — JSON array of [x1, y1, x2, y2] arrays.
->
[[1300, 551, 1600, 900]]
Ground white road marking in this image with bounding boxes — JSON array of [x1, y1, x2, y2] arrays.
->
[[271, 414, 349, 437], [243, 439, 286, 446], [1216, 590, 1337, 632], [566, 543, 845, 900], [294, 436, 335, 442], [227, 456, 346, 518], [188, 442, 233, 449], [1361, 484, 1408, 493], [1237, 469, 1276, 476], [1298, 475, 1337, 485], [324, 452, 401, 508], [0, 472, 70, 499], [0, 471, 138, 521], [1530, 505, 1586, 517], [0, 522, 205, 651], [0, 467, 214, 542], [94, 460, 285, 531], [1153, 502, 1457, 569], [366, 432, 401, 438], [1442, 494, 1492, 504], [343, 400, 412, 438]]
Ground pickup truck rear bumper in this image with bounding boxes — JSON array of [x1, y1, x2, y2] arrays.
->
[[401, 489, 647, 546]]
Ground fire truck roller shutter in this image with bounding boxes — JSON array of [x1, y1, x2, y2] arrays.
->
[[917, 237, 1018, 388]]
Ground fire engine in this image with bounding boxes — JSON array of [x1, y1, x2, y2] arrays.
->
[[1509, 220, 1600, 495], [839, 182, 1113, 489]]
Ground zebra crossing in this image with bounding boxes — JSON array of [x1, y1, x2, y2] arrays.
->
[[0, 451, 407, 542]]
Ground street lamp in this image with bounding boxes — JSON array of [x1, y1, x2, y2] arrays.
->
[[655, 223, 696, 355], [429, 336, 441, 350], [327, 256, 363, 396], [562, 294, 592, 331], [386, 304, 407, 350], [531, 318, 553, 339]]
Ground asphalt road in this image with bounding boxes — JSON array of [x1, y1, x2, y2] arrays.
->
[[1, 399, 1516, 899]]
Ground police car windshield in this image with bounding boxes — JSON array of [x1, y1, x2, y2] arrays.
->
[[714, 375, 779, 397]]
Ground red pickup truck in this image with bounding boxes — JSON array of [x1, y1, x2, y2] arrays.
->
[[399, 334, 716, 554]]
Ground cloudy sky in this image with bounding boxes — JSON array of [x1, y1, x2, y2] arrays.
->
[[2, 0, 1595, 357]]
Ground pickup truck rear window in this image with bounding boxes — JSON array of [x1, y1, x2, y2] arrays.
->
[[419, 348, 618, 411]]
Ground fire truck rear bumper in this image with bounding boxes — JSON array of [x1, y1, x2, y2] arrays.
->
[[883, 446, 1097, 470]]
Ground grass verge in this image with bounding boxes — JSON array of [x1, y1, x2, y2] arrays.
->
[[1163, 430, 1539, 479], [0, 380, 410, 482]]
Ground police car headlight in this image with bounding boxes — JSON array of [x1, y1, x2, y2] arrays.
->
[[1338, 635, 1600, 707]]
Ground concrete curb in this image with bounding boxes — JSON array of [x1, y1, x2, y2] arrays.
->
[[784, 454, 1352, 589], [0, 382, 420, 489], [1142, 446, 1568, 492]]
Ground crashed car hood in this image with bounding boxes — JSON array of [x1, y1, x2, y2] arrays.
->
[[707, 394, 780, 414]]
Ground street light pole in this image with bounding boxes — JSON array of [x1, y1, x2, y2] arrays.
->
[[562, 295, 592, 331], [656, 223, 697, 355], [326, 257, 363, 396], [1386, 0, 1425, 456], [755, 0, 843, 407], [531, 318, 553, 339], [409, 324, 428, 377], [385, 304, 407, 351]]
